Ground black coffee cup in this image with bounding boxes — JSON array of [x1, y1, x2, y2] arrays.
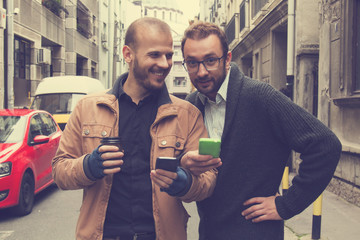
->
[[100, 137, 124, 152]]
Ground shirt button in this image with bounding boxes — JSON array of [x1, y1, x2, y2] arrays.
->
[[175, 142, 181, 148], [161, 140, 167, 146], [101, 131, 107, 137], [84, 129, 90, 135]]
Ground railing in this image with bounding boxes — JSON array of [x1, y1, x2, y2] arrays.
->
[[225, 13, 239, 45], [77, 21, 92, 39]]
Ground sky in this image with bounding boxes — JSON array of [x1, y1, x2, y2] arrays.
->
[[176, 0, 200, 21]]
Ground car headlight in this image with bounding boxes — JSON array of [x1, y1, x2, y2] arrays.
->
[[0, 162, 12, 177]]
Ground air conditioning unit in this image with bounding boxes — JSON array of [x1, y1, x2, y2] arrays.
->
[[37, 48, 51, 65]]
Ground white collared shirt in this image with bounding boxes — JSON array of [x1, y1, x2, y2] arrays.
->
[[199, 68, 231, 139]]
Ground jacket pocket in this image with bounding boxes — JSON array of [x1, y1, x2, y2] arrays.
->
[[81, 123, 113, 153], [157, 135, 185, 158]]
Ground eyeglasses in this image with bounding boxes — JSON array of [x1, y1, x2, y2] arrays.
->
[[182, 56, 226, 73]]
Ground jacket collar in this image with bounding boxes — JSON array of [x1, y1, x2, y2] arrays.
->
[[220, 63, 245, 140], [192, 62, 245, 141], [109, 72, 172, 108]]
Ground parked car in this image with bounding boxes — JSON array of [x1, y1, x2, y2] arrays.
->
[[30, 76, 105, 130], [0, 109, 62, 216]]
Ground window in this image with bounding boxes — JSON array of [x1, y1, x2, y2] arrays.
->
[[14, 38, 30, 79], [252, 0, 267, 18], [225, 14, 237, 44], [0, 116, 26, 143], [332, 1, 360, 106], [77, 1, 92, 38], [39, 113, 57, 136], [173, 77, 186, 87], [93, 16, 97, 37], [240, 2, 246, 32], [29, 114, 44, 142]]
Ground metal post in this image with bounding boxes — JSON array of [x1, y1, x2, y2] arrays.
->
[[281, 166, 289, 195], [312, 194, 323, 239]]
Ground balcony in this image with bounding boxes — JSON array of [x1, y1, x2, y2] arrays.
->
[[225, 14, 239, 46], [77, 1, 92, 39]]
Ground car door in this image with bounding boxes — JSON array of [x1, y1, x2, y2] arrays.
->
[[38, 113, 61, 186], [28, 113, 49, 190]]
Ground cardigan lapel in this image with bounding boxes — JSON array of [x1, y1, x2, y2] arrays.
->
[[221, 63, 244, 141]]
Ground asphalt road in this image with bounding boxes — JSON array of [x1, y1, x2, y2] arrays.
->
[[0, 185, 200, 240], [0, 185, 81, 240]]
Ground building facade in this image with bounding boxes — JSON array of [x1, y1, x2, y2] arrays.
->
[[201, 0, 360, 206], [1, 0, 193, 108], [1, 0, 102, 109], [99, 0, 122, 89], [319, 0, 360, 206]]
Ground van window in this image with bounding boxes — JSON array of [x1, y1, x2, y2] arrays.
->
[[31, 93, 86, 115]]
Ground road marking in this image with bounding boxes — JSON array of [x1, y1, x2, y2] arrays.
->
[[0, 231, 13, 240]]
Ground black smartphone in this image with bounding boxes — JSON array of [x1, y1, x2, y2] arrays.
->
[[155, 157, 178, 172]]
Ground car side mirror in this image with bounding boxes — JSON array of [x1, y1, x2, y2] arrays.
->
[[32, 135, 50, 145]]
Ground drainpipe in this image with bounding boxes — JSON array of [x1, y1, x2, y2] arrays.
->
[[284, 0, 296, 182], [286, 0, 295, 100], [6, 0, 14, 108]]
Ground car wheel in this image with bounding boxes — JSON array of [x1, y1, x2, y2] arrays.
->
[[14, 172, 35, 216]]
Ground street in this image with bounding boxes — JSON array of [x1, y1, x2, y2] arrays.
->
[[0, 185, 81, 240], [0, 185, 200, 240], [2, 183, 360, 240]]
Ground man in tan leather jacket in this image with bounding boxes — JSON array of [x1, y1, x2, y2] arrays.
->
[[52, 17, 220, 240]]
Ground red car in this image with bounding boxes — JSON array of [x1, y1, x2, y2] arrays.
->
[[0, 109, 62, 216]]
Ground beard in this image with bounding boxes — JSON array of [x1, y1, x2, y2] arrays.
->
[[132, 57, 166, 92], [194, 63, 227, 96]]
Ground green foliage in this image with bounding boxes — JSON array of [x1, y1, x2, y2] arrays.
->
[[42, 0, 69, 16]]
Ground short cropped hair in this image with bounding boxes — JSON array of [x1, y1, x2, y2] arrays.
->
[[181, 22, 229, 57], [125, 17, 172, 50]]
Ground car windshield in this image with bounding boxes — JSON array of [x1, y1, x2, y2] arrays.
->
[[30, 93, 85, 114], [0, 116, 27, 143]]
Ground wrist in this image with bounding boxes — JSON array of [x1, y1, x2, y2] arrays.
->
[[162, 167, 192, 197], [83, 154, 98, 181], [86, 146, 106, 180]]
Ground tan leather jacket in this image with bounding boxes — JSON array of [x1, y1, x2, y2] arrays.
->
[[52, 90, 217, 240]]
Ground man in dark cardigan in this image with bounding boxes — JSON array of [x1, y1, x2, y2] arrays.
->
[[180, 22, 342, 240]]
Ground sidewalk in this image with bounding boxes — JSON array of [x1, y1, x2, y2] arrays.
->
[[185, 186, 360, 240], [284, 188, 360, 240]]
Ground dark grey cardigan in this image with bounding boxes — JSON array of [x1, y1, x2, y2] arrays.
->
[[187, 63, 341, 240]]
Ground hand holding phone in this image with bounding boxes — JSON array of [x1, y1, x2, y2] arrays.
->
[[199, 138, 221, 158], [155, 157, 179, 172]]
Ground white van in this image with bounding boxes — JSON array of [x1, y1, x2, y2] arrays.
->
[[30, 76, 105, 130]]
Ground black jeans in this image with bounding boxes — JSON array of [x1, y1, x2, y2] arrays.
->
[[103, 232, 156, 240]]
